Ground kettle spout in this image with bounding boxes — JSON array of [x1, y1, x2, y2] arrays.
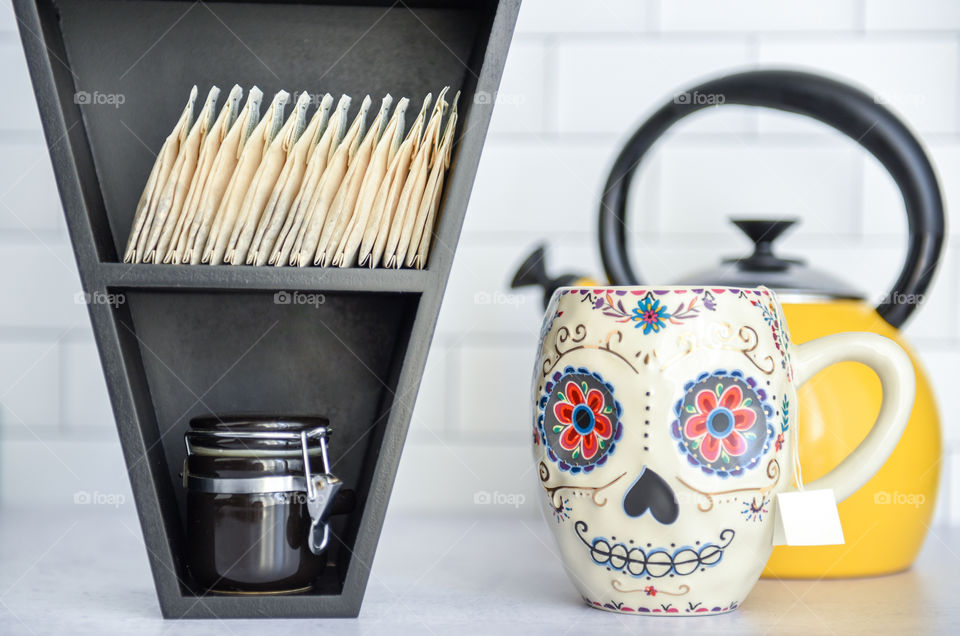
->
[[510, 244, 594, 309]]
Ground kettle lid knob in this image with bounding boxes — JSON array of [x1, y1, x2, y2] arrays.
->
[[727, 218, 803, 272]]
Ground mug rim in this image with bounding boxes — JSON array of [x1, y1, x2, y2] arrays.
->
[[554, 284, 773, 295]]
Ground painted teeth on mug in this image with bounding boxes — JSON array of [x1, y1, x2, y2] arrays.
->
[[574, 520, 734, 579]]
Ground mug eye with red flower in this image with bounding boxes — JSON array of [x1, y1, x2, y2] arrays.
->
[[671, 370, 774, 477], [538, 366, 623, 473]]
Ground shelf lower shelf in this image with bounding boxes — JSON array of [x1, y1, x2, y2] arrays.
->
[[94, 262, 433, 293]]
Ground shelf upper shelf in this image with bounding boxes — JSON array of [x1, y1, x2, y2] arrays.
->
[[95, 262, 433, 293]]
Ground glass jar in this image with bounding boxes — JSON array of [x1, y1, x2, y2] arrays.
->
[[183, 416, 341, 594]]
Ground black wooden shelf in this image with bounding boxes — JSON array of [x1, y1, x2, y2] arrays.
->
[[14, 0, 520, 619]]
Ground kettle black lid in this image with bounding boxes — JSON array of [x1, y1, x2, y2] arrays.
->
[[673, 218, 865, 300]]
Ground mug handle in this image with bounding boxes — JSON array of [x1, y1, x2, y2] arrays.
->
[[792, 332, 916, 502]]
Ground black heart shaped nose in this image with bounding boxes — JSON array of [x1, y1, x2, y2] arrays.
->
[[623, 467, 679, 524]]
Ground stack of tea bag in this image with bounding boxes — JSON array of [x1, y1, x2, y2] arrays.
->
[[123, 85, 458, 268]]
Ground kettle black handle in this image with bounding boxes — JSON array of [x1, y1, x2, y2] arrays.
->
[[598, 69, 944, 328]]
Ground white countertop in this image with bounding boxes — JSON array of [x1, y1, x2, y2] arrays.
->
[[0, 505, 957, 635]]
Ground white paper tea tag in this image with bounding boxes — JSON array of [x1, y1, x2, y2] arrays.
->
[[773, 489, 845, 546]]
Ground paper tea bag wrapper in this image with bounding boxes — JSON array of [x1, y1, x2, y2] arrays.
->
[[773, 489, 845, 546], [167, 84, 243, 263], [217, 89, 290, 264], [271, 94, 350, 266], [386, 87, 448, 269], [185, 86, 262, 264], [124, 85, 196, 262], [364, 94, 430, 268], [125, 85, 197, 263], [153, 86, 221, 263], [410, 92, 458, 269], [291, 95, 371, 266], [383, 88, 447, 269], [333, 96, 409, 267], [396, 87, 448, 268], [226, 90, 309, 265], [156, 85, 221, 263], [204, 89, 287, 265], [249, 93, 333, 266], [314, 94, 393, 267], [201, 88, 270, 264], [167, 85, 242, 263], [290, 95, 370, 266], [141, 86, 217, 263]]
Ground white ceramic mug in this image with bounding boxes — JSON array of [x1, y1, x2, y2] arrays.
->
[[531, 286, 914, 615]]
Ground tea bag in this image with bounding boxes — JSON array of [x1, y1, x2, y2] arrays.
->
[[125, 85, 197, 263], [225, 90, 311, 265], [312, 95, 393, 267], [332, 97, 409, 268], [141, 86, 218, 263], [165, 85, 243, 264], [362, 95, 430, 269], [153, 86, 220, 264], [248, 93, 333, 266], [203, 90, 289, 265], [290, 95, 371, 267], [271, 95, 350, 266], [409, 92, 458, 269], [182, 88, 262, 264], [384, 87, 448, 269]]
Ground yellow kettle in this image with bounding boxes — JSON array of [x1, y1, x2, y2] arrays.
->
[[514, 70, 945, 578]]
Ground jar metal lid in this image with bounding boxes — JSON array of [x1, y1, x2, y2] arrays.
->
[[185, 416, 331, 457]]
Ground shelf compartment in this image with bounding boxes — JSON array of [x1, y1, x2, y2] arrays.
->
[[111, 288, 417, 616]]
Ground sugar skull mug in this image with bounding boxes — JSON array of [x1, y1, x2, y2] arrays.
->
[[531, 286, 914, 615]]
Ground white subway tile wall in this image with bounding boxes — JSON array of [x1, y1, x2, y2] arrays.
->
[[659, 1, 860, 33], [0, 1, 957, 525], [556, 39, 756, 135], [758, 38, 960, 134]]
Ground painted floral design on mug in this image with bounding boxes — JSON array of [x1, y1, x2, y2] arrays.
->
[[538, 366, 624, 473], [751, 295, 793, 381], [575, 289, 718, 334], [671, 370, 774, 477], [631, 295, 671, 333]]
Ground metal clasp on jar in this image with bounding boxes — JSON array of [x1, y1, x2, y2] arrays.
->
[[300, 428, 341, 555]]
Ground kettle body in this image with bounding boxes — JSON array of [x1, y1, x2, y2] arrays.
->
[[584, 69, 944, 578]]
